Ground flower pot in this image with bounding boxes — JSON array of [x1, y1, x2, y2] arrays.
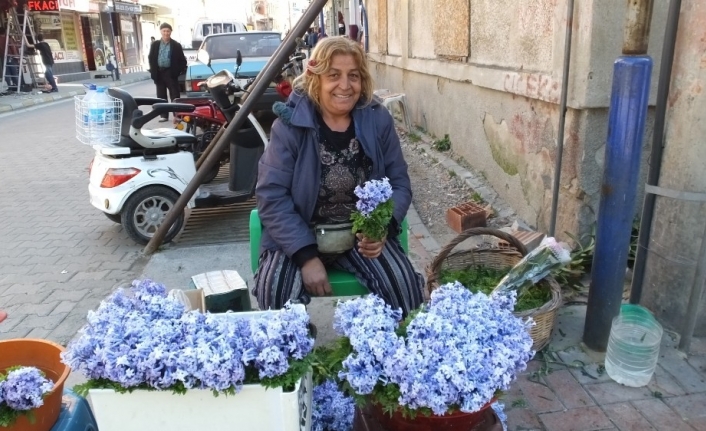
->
[[0, 339, 70, 431], [88, 372, 313, 431], [369, 400, 497, 431]]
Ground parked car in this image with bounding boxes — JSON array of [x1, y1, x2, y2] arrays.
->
[[183, 31, 285, 113]]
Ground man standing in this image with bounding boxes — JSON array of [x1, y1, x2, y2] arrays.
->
[[148, 23, 187, 122], [24, 34, 58, 93]]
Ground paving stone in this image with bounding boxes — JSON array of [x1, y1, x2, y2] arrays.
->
[[105, 269, 139, 281], [18, 247, 59, 257], [663, 393, 706, 422], [3, 291, 53, 306], [686, 355, 706, 377], [505, 407, 544, 431], [584, 381, 654, 405], [3, 282, 48, 296], [0, 255, 29, 266], [659, 346, 706, 393], [0, 325, 31, 340], [647, 365, 688, 397], [21, 255, 63, 266], [20, 312, 69, 330], [601, 402, 656, 431], [517, 374, 564, 413], [631, 399, 696, 431], [70, 270, 111, 281], [0, 314, 26, 333], [48, 314, 90, 346], [26, 327, 52, 339], [538, 406, 614, 431], [10, 301, 59, 317], [44, 288, 93, 303], [544, 370, 595, 409], [50, 300, 77, 315]]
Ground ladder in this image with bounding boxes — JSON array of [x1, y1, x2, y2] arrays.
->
[[2, 8, 43, 94]]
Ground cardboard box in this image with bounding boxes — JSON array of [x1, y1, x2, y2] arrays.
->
[[191, 270, 252, 312]]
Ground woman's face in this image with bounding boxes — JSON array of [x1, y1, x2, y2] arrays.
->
[[318, 54, 362, 118]]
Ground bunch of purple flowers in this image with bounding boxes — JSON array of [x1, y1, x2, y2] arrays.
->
[[312, 379, 355, 431], [351, 177, 394, 241], [0, 366, 54, 427], [333, 282, 534, 416], [62, 279, 314, 394]]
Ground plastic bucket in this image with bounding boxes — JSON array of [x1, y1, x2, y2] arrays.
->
[[605, 305, 663, 387]]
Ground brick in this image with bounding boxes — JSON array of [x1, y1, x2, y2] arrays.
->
[[663, 393, 706, 422], [70, 270, 111, 281], [105, 270, 138, 281], [544, 370, 595, 409], [3, 291, 53, 306], [18, 247, 59, 257], [601, 402, 656, 431], [584, 381, 653, 405], [20, 254, 63, 266], [3, 282, 48, 296], [517, 375, 564, 413], [631, 399, 696, 431], [539, 406, 613, 431]]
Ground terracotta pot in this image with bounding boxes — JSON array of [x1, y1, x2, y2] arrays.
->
[[0, 339, 70, 431], [370, 399, 496, 431]]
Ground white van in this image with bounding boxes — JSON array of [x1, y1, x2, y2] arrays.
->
[[191, 19, 247, 49]]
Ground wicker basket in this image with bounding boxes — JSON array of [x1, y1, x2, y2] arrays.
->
[[426, 227, 562, 351]]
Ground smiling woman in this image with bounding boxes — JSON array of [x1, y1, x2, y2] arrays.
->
[[253, 36, 425, 317]]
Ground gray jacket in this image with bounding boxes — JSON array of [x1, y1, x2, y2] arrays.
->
[[256, 91, 412, 257]]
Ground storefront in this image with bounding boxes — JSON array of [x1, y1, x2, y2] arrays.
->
[[28, 0, 90, 81], [111, 1, 142, 73]]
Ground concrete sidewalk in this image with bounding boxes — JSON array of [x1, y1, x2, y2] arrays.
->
[[0, 71, 151, 113]]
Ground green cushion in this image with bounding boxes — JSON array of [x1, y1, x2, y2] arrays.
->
[[249, 209, 409, 297]]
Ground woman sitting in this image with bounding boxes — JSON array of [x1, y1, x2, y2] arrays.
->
[[253, 36, 424, 316]]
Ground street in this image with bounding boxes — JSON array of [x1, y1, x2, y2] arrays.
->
[[0, 80, 163, 344]]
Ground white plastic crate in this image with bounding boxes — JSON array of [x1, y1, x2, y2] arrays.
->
[[74, 94, 123, 146]]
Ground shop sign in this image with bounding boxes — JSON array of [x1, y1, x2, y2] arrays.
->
[[120, 19, 133, 32], [111, 1, 141, 14], [59, 0, 89, 12], [27, 0, 60, 11], [53, 50, 81, 62], [36, 14, 62, 30]]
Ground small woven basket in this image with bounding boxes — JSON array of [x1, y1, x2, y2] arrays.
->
[[426, 227, 562, 351]]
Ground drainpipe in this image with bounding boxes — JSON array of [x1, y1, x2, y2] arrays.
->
[[583, 0, 654, 351], [361, 2, 368, 52], [548, 0, 575, 237], [629, 0, 682, 304]]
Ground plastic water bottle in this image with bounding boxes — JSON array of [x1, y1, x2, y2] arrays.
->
[[82, 84, 97, 127], [89, 86, 113, 144], [605, 304, 663, 387]]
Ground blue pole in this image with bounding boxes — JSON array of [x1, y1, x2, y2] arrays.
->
[[583, 56, 653, 351], [320, 11, 325, 34]]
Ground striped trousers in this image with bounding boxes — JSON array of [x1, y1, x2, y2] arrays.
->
[[252, 238, 425, 316]]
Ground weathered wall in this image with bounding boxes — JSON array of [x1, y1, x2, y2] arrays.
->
[[641, 0, 706, 335], [366, 0, 667, 237]]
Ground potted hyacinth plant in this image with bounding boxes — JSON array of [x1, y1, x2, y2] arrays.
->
[[326, 282, 533, 430], [0, 367, 54, 428], [61, 279, 315, 431]]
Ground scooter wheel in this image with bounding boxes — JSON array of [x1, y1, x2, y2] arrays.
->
[[121, 186, 184, 245]]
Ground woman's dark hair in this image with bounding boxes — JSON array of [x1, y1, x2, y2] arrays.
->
[[36, 34, 44, 41]]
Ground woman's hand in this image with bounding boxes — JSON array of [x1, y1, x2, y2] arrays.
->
[[301, 257, 332, 297], [357, 234, 386, 259]]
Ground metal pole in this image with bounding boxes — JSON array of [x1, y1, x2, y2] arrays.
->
[[630, 0, 682, 304], [548, 0, 575, 237], [679, 215, 706, 353], [583, 0, 654, 351], [105, 5, 121, 81], [143, 0, 331, 255]]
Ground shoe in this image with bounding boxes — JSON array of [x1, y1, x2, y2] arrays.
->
[[159, 118, 169, 122]]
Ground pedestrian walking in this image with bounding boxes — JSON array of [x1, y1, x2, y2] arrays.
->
[[24, 34, 58, 93], [148, 23, 187, 122]]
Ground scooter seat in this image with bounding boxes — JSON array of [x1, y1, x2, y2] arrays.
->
[[142, 128, 198, 145]]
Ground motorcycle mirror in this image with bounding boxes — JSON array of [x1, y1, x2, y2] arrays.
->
[[236, 50, 243, 67], [196, 49, 210, 67]]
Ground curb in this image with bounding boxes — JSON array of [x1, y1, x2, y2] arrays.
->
[[0, 75, 150, 113]]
